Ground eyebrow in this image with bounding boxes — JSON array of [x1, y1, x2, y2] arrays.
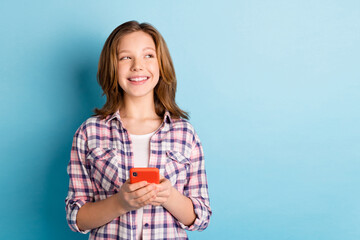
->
[[118, 47, 156, 54]]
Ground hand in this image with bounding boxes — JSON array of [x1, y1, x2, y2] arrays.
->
[[115, 179, 158, 213], [149, 176, 173, 207]]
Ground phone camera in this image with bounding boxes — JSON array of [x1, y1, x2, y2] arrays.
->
[[133, 172, 138, 177]]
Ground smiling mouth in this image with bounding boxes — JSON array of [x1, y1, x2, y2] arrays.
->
[[128, 76, 150, 82]]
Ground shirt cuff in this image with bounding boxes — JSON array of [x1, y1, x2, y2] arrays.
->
[[178, 197, 210, 231], [65, 198, 91, 234]]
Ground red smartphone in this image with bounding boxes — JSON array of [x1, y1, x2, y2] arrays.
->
[[130, 167, 160, 184]]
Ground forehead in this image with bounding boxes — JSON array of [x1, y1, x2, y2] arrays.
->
[[117, 31, 155, 51]]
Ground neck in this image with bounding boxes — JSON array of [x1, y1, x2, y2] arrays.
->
[[120, 93, 159, 119]]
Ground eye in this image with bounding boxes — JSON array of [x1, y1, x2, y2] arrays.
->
[[145, 54, 155, 58], [119, 56, 131, 61]]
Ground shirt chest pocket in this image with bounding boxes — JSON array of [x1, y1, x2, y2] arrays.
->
[[87, 148, 125, 193], [164, 151, 190, 187]]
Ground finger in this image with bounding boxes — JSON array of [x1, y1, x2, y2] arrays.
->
[[159, 175, 167, 182], [153, 191, 169, 198], [149, 196, 168, 205], [132, 184, 157, 200], [145, 195, 164, 206], [135, 188, 158, 205], [160, 177, 172, 185], [127, 180, 149, 192], [148, 201, 162, 206], [155, 180, 170, 192], [146, 194, 158, 204], [121, 179, 131, 191], [156, 178, 166, 188]]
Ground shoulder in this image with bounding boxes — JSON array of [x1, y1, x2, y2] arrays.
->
[[170, 118, 202, 148], [170, 118, 196, 135], [75, 115, 109, 138], [168, 118, 204, 159]]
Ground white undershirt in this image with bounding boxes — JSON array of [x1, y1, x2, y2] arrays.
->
[[129, 131, 156, 240]]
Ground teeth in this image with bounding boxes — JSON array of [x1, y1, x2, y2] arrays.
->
[[129, 77, 148, 82]]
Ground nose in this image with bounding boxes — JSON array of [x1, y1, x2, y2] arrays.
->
[[131, 58, 143, 71]]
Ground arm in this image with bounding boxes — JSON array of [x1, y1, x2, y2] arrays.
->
[[181, 138, 212, 231], [150, 177, 196, 226], [65, 125, 94, 233], [77, 180, 158, 231], [65, 125, 158, 232], [76, 193, 125, 231], [150, 132, 212, 230], [163, 187, 196, 226]]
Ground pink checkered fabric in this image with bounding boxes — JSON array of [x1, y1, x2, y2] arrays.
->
[[65, 110, 211, 239]]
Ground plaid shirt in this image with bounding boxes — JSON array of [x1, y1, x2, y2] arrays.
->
[[65, 110, 211, 240]]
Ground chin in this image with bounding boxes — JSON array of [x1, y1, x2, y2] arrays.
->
[[125, 90, 154, 99]]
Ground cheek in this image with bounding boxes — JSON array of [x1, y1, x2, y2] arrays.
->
[[117, 68, 127, 89], [117, 64, 127, 76], [151, 63, 160, 79]]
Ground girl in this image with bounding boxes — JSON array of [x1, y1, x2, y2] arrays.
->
[[65, 20, 211, 240]]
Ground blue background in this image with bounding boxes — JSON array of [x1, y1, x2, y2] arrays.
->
[[0, 0, 359, 239]]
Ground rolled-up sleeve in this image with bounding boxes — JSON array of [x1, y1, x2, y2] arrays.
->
[[181, 132, 212, 231], [65, 125, 94, 234]]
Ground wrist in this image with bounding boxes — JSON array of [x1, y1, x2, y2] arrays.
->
[[112, 193, 128, 216]]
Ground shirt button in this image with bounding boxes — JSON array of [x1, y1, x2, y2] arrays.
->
[[144, 223, 149, 227]]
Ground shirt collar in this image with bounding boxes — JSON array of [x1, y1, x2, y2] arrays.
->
[[163, 110, 173, 124], [105, 109, 173, 124], [105, 111, 121, 124]]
